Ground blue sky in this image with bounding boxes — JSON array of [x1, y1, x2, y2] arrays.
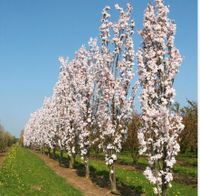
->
[[0, 0, 197, 137]]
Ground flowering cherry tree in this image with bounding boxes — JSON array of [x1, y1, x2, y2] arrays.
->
[[23, 97, 56, 155], [74, 39, 100, 178], [42, 97, 56, 155], [42, 97, 57, 157], [53, 58, 70, 162], [23, 111, 39, 148], [55, 57, 81, 168], [137, 0, 184, 195], [97, 3, 135, 194]]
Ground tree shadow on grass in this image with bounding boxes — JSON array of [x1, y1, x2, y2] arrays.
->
[[74, 161, 143, 196], [74, 162, 85, 177], [44, 151, 69, 168], [117, 182, 143, 196], [43, 151, 144, 195], [58, 157, 69, 168]]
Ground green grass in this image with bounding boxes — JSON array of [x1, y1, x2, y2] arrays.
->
[[54, 148, 198, 178], [173, 165, 197, 177], [55, 149, 197, 177], [119, 153, 197, 179], [100, 151, 197, 178], [0, 145, 82, 196], [76, 157, 197, 196], [44, 148, 197, 195], [118, 152, 197, 178], [177, 154, 197, 167]]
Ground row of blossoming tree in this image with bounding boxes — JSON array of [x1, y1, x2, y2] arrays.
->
[[23, 0, 184, 195]]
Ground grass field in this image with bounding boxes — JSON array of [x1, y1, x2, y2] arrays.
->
[[74, 158, 197, 196], [91, 151, 197, 178], [0, 145, 82, 196], [0, 146, 197, 196], [52, 149, 197, 196]]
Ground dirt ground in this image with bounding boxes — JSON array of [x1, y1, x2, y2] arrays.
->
[[35, 152, 113, 196]]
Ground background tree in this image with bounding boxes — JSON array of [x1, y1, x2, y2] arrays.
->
[[123, 112, 141, 164], [172, 100, 197, 154], [0, 123, 16, 152], [173, 100, 198, 154], [181, 100, 197, 154], [19, 129, 24, 146]]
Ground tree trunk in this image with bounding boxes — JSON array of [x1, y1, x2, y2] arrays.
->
[[85, 159, 90, 178], [161, 184, 167, 196], [52, 147, 56, 160], [131, 151, 138, 165], [59, 150, 63, 166], [69, 155, 75, 169], [48, 147, 51, 157], [109, 163, 119, 195], [162, 143, 168, 196]]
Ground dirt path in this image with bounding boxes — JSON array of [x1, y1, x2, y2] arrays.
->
[[34, 152, 112, 196]]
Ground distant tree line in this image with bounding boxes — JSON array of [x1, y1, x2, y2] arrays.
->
[[0, 124, 17, 152]]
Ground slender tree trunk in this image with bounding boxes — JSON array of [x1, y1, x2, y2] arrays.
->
[[69, 155, 75, 169], [161, 186, 167, 196], [48, 147, 51, 157], [42, 147, 45, 154], [110, 163, 119, 195], [162, 143, 168, 196], [52, 147, 56, 160], [131, 150, 138, 166], [59, 149, 63, 166], [40, 147, 43, 154], [85, 158, 90, 178]]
